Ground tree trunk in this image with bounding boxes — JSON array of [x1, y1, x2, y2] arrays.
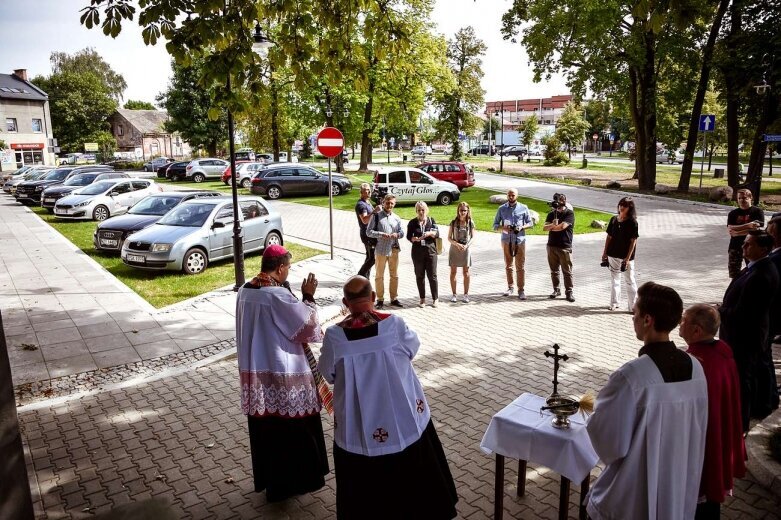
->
[[745, 90, 777, 200], [678, 0, 731, 192], [724, 0, 742, 189], [359, 59, 378, 171], [271, 79, 280, 161], [628, 33, 658, 191]]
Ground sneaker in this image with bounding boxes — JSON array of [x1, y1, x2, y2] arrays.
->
[[419, 299, 425, 308], [517, 291, 527, 301], [503, 287, 514, 297], [549, 288, 561, 299], [390, 300, 404, 308], [450, 295, 458, 303], [375, 300, 384, 309], [609, 304, 620, 311], [431, 300, 438, 308], [462, 295, 470, 303], [565, 291, 575, 303]]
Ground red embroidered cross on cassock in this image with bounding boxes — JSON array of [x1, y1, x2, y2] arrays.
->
[[416, 399, 425, 413], [372, 428, 389, 443]]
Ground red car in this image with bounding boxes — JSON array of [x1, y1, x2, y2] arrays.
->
[[415, 161, 475, 190]]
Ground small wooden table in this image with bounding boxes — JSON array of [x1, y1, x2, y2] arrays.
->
[[481, 393, 599, 520]]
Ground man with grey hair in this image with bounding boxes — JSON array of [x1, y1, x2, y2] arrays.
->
[[355, 182, 380, 278], [492, 188, 533, 299]]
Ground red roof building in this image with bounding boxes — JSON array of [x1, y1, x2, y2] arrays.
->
[[485, 95, 574, 129]]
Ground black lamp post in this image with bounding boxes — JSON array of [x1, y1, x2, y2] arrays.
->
[[229, 23, 274, 291], [494, 103, 504, 173]]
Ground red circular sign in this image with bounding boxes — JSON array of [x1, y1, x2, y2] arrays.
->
[[317, 127, 345, 158]]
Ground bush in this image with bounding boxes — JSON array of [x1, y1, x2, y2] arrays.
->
[[542, 135, 570, 166], [104, 160, 145, 170]]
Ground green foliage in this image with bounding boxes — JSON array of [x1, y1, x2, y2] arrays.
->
[[542, 134, 569, 166], [95, 131, 117, 163], [156, 58, 227, 157], [124, 99, 156, 110], [50, 48, 126, 100], [0, 139, 6, 149], [483, 115, 501, 141], [554, 102, 589, 158], [520, 116, 538, 150]]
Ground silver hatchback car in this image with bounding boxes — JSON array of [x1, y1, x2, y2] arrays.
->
[[120, 196, 283, 274]]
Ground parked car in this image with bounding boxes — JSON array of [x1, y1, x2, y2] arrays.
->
[[144, 157, 173, 172], [4, 170, 49, 195], [185, 158, 229, 182], [221, 162, 267, 187], [415, 161, 475, 190], [14, 167, 83, 205], [41, 172, 130, 212], [529, 145, 546, 156], [411, 145, 427, 157], [500, 145, 527, 157], [165, 161, 189, 181], [158, 161, 188, 179], [371, 167, 460, 206], [655, 149, 685, 164], [2, 165, 52, 182], [120, 196, 283, 274], [234, 150, 256, 162], [94, 191, 221, 253], [249, 163, 352, 199], [54, 179, 161, 221], [468, 144, 496, 155]]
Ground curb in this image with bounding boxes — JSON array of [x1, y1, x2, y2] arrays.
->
[[746, 405, 781, 498]]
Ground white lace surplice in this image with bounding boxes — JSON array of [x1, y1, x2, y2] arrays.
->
[[236, 286, 324, 417]]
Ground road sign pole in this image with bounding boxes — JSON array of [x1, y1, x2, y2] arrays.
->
[[699, 132, 707, 191], [328, 157, 334, 260]]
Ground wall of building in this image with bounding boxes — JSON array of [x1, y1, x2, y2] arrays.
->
[[0, 99, 55, 171]]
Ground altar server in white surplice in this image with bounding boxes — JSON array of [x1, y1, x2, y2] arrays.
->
[[318, 276, 458, 520], [586, 282, 708, 520]]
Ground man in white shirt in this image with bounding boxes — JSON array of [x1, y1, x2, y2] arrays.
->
[[318, 276, 458, 519], [586, 282, 708, 520]]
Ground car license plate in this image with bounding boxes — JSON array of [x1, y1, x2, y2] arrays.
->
[[44, 198, 55, 203], [127, 254, 145, 263], [101, 239, 118, 247], [55, 208, 67, 215]]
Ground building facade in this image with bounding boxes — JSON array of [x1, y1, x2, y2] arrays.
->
[[108, 109, 191, 160], [486, 94, 574, 130], [0, 69, 56, 171]]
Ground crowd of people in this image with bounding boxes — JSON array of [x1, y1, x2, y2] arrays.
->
[[232, 184, 781, 519]]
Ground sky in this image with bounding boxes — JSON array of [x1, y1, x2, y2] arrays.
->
[[0, 0, 568, 106]]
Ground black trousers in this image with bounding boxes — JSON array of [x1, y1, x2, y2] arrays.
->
[[411, 244, 438, 300], [357, 238, 376, 278], [695, 501, 720, 520]]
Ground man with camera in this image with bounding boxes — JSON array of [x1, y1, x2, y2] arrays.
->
[[492, 188, 533, 300], [543, 193, 576, 302], [726, 188, 764, 278], [355, 183, 381, 278]]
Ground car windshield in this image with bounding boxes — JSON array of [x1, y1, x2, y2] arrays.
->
[[129, 196, 182, 216], [157, 203, 217, 227], [64, 174, 98, 186], [44, 169, 71, 181], [78, 181, 116, 196]]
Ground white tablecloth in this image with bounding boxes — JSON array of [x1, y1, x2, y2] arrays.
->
[[480, 393, 598, 483]]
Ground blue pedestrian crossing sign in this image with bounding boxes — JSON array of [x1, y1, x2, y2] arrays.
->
[[699, 114, 716, 132]]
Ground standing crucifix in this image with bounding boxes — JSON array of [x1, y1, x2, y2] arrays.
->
[[544, 343, 569, 397]]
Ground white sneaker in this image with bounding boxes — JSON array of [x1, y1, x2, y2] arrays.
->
[[462, 295, 470, 303], [502, 287, 514, 297], [432, 300, 438, 308], [450, 295, 458, 303], [609, 304, 620, 311], [418, 299, 425, 308]]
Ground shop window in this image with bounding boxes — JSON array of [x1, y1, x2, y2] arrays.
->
[[6, 118, 17, 132], [31, 118, 42, 133]]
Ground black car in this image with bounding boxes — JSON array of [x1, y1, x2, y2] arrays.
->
[[500, 145, 527, 157], [93, 191, 221, 252], [13, 166, 111, 205], [41, 172, 130, 212], [468, 144, 496, 155], [249, 164, 352, 199], [165, 161, 189, 181]]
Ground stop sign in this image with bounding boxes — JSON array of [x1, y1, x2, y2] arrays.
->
[[317, 127, 344, 158]]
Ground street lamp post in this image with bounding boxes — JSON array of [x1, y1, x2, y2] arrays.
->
[[494, 103, 504, 173], [229, 23, 274, 291]]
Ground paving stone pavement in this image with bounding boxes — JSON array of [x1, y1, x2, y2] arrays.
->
[[12, 177, 781, 518]]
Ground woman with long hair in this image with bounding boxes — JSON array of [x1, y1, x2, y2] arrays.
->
[[601, 196, 639, 311], [406, 201, 440, 307], [448, 202, 475, 303]]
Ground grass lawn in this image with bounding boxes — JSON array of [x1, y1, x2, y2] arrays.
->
[[29, 206, 323, 308], [291, 185, 613, 235]]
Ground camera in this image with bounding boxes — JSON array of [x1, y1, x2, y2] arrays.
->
[[600, 259, 609, 268], [550, 193, 566, 209], [510, 225, 522, 234]]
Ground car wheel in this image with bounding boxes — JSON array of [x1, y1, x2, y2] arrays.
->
[[223, 179, 229, 186], [437, 192, 453, 206], [182, 248, 208, 275], [241, 178, 251, 189], [266, 185, 282, 199], [331, 183, 342, 196], [193, 173, 205, 183], [264, 231, 282, 249], [92, 205, 110, 221]]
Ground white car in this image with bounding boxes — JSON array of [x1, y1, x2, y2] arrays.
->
[[371, 167, 461, 206], [144, 157, 172, 172], [54, 178, 162, 221]]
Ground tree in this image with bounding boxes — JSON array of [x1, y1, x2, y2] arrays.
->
[[502, 0, 707, 190], [124, 100, 156, 110], [156, 58, 227, 157], [555, 102, 589, 160], [433, 27, 486, 160], [95, 131, 117, 163], [520, 116, 538, 162], [482, 115, 500, 143], [50, 48, 127, 101]]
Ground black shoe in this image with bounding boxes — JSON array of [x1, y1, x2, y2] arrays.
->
[[565, 291, 575, 302], [375, 300, 384, 309], [549, 288, 561, 299], [390, 300, 404, 308]]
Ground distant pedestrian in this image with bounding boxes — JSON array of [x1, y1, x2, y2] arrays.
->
[[235, 245, 330, 502], [448, 202, 475, 303], [355, 183, 379, 278], [492, 188, 533, 300], [406, 201, 440, 308], [601, 196, 639, 311], [726, 189, 764, 278], [543, 193, 576, 302], [366, 194, 405, 309]]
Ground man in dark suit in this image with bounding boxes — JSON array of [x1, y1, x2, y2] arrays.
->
[[762, 218, 781, 412], [719, 230, 779, 431]]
